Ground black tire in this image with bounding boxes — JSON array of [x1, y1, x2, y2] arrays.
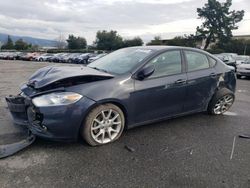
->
[[82, 103, 125, 146], [237, 75, 241, 79], [207, 88, 235, 115]]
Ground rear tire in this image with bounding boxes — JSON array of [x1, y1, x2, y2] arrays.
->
[[81, 103, 125, 146], [207, 88, 235, 115], [237, 75, 241, 79]]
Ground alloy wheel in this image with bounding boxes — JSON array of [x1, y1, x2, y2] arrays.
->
[[90, 109, 122, 144], [213, 95, 234, 114]]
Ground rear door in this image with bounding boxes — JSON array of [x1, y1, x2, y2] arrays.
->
[[132, 50, 187, 123], [183, 50, 218, 112]]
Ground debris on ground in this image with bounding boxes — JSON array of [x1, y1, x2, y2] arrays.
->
[[124, 145, 135, 152], [0, 132, 36, 159], [238, 134, 250, 139]]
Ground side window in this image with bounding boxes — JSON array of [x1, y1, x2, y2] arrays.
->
[[208, 56, 217, 67], [146, 50, 182, 78], [185, 51, 210, 71]]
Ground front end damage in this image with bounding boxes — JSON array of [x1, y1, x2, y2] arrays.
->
[[5, 93, 48, 133], [5, 94, 43, 129], [1, 65, 113, 158], [5, 86, 96, 141]]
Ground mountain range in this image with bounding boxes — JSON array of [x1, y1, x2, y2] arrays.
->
[[0, 33, 56, 47]]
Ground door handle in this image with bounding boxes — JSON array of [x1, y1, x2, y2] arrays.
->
[[210, 73, 216, 78], [175, 79, 187, 84]]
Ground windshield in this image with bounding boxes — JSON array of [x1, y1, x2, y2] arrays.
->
[[87, 48, 154, 74]]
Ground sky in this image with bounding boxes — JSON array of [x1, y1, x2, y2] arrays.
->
[[0, 0, 249, 44]]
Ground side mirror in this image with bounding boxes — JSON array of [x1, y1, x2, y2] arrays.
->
[[136, 65, 155, 80]]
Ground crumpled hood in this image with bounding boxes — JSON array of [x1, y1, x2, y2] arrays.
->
[[28, 65, 114, 89]]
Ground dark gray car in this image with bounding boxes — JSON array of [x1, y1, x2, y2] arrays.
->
[[6, 46, 236, 146]]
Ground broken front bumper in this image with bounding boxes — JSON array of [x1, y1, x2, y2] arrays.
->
[[5, 94, 47, 136], [6, 94, 32, 126], [6, 94, 96, 141]]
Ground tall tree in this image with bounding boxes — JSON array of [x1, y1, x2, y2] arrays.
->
[[123, 37, 143, 47], [2, 35, 14, 49], [196, 0, 244, 49], [14, 39, 29, 50], [95, 30, 123, 51], [67, 34, 87, 49]]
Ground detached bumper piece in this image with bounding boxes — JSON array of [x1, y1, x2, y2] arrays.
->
[[0, 131, 36, 159]]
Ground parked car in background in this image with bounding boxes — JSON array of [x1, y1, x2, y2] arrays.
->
[[0, 52, 16, 60], [220, 53, 238, 58], [0, 52, 4, 59], [6, 46, 236, 146], [35, 53, 52, 61], [88, 53, 107, 63], [73, 53, 96, 64], [48, 53, 64, 63], [214, 53, 237, 71], [235, 55, 250, 65], [63, 53, 81, 63], [237, 60, 250, 78], [21, 52, 40, 61], [15, 52, 27, 60], [55, 53, 71, 63]]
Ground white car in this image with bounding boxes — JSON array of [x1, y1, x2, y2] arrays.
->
[[237, 61, 250, 78], [235, 55, 250, 65]]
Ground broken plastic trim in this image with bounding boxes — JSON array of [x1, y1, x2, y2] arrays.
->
[[0, 131, 36, 159]]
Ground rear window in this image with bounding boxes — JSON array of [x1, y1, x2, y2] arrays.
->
[[185, 51, 210, 71]]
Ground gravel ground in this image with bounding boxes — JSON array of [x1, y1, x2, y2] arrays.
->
[[0, 60, 250, 188]]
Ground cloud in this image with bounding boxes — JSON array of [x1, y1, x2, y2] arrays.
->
[[0, 0, 249, 44]]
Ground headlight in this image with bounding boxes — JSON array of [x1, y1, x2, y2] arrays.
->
[[32, 92, 82, 107]]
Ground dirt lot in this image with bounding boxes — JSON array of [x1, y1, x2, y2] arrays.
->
[[0, 60, 250, 188]]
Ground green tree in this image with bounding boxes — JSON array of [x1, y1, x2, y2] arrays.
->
[[123, 37, 143, 47], [95, 30, 123, 51], [196, 0, 244, 50], [14, 39, 29, 50], [67, 34, 87, 49], [2, 35, 14, 49], [146, 36, 163, 45]]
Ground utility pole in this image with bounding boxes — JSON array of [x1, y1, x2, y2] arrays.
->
[[244, 44, 247, 55]]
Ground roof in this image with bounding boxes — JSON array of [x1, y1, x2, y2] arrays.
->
[[127, 45, 208, 54]]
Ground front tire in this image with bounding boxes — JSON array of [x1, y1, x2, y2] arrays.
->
[[82, 103, 125, 146], [207, 88, 235, 115]]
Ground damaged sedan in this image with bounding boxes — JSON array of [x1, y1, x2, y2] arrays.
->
[[6, 46, 236, 146]]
